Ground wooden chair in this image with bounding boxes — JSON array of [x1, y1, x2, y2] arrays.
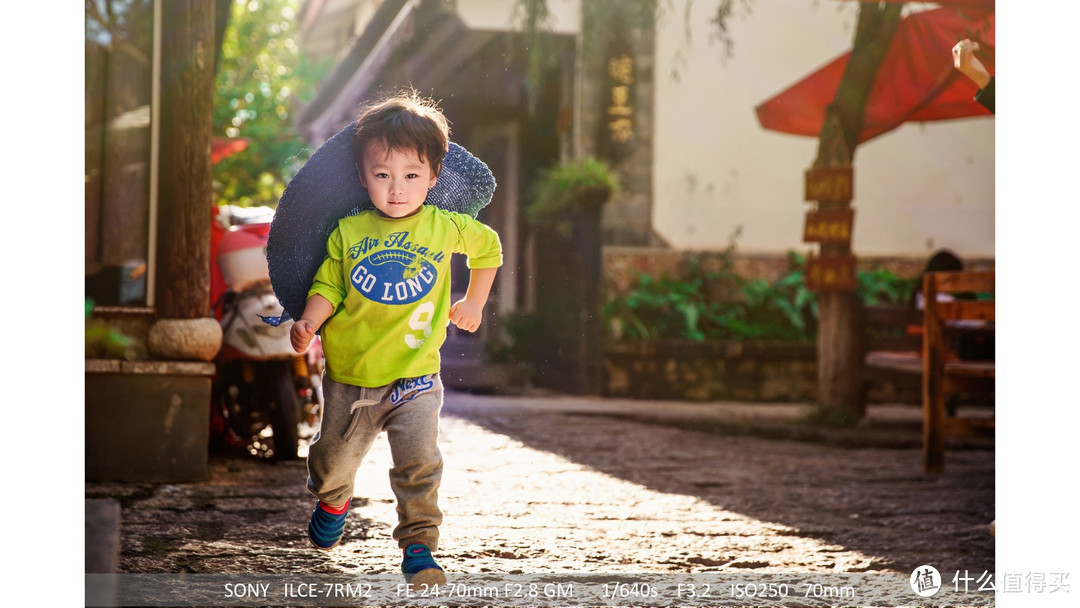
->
[[922, 270, 995, 473], [859, 304, 923, 412]]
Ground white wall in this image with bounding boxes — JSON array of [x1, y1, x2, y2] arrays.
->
[[457, 0, 581, 34], [653, 1, 994, 258]]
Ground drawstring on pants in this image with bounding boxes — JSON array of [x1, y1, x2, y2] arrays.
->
[[342, 398, 378, 442]]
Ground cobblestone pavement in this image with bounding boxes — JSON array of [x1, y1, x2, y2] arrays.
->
[[85, 390, 994, 582]]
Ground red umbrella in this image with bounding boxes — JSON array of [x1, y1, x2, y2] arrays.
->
[[755, 2, 994, 143]]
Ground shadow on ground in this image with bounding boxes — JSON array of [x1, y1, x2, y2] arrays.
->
[[442, 392, 995, 576]]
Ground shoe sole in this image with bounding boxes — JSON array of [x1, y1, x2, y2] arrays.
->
[[308, 536, 341, 550], [404, 568, 447, 587]]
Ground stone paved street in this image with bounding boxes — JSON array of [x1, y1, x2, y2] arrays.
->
[[86, 389, 994, 583]]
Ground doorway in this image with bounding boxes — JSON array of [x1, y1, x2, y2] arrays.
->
[[441, 123, 521, 372]]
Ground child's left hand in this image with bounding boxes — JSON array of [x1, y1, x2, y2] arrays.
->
[[449, 298, 484, 332]]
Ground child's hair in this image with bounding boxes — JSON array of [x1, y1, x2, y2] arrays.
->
[[351, 89, 451, 176]]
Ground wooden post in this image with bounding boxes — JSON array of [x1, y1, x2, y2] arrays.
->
[[156, 0, 215, 319]]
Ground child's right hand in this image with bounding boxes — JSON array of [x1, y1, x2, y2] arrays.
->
[[291, 319, 317, 353]]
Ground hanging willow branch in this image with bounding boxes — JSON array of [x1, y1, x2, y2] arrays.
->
[[708, 0, 755, 62], [510, 0, 661, 111], [511, 0, 753, 87]]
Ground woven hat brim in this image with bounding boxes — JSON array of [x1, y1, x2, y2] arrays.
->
[[267, 122, 496, 323]]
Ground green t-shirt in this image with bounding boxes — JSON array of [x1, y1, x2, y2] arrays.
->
[[308, 205, 502, 387]]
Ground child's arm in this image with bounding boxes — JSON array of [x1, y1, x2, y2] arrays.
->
[[448, 267, 498, 333], [290, 294, 335, 353]]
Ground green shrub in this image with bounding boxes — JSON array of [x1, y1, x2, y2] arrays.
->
[[526, 157, 620, 237], [486, 310, 543, 364], [603, 250, 917, 343], [857, 267, 918, 306], [85, 298, 136, 360]]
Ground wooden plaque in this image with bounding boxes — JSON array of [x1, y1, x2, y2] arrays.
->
[[805, 254, 857, 292], [805, 167, 853, 203], [803, 208, 855, 244]]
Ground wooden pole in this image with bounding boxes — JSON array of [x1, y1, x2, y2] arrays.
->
[[156, 0, 215, 319]]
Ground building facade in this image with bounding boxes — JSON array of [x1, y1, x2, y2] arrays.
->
[[292, 0, 994, 393]]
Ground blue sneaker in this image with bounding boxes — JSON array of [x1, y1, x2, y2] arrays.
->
[[308, 500, 349, 550], [401, 543, 446, 586]]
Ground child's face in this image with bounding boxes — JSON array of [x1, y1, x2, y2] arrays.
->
[[357, 142, 437, 219]]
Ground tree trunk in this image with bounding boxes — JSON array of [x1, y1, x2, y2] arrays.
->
[[213, 0, 233, 77], [813, 3, 901, 420], [156, 0, 216, 319]]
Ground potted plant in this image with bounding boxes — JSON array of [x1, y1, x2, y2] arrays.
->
[[525, 157, 620, 395], [526, 157, 620, 238]]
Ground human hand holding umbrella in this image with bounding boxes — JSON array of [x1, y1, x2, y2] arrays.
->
[[953, 38, 991, 90]]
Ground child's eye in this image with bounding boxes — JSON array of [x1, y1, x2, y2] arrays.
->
[[375, 172, 389, 179], [406, 173, 420, 179]]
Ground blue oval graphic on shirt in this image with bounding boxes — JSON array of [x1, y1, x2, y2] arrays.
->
[[350, 249, 437, 305]]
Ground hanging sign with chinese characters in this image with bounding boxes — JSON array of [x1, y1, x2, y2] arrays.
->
[[600, 36, 635, 160], [805, 167, 853, 203], [803, 208, 855, 245], [805, 254, 857, 292]]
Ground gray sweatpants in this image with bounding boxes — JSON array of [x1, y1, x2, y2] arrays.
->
[[306, 374, 444, 551]]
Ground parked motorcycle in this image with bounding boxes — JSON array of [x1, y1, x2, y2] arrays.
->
[[209, 207, 321, 461]]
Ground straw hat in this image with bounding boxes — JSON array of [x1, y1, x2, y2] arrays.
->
[[266, 121, 496, 323]]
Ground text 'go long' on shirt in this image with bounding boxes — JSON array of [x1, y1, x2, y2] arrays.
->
[[308, 205, 502, 387]]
